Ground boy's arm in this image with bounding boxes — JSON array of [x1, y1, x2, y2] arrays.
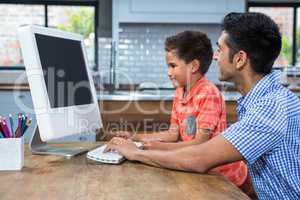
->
[[131, 90, 181, 143], [111, 125, 179, 142], [132, 124, 179, 142], [143, 128, 210, 150]]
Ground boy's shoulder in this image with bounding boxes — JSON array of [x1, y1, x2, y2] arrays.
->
[[190, 78, 223, 102], [173, 78, 223, 101], [196, 78, 222, 96]]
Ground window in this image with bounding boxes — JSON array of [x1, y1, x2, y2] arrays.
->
[[249, 7, 293, 67], [48, 5, 95, 68], [0, 1, 98, 70], [0, 4, 44, 68], [248, 2, 300, 67]]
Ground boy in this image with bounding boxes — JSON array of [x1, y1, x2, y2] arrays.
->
[[112, 31, 248, 188]]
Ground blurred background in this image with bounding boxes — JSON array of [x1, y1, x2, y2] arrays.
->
[[1, 0, 300, 142], [2, 0, 300, 89]]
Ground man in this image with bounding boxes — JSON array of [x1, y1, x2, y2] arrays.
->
[[107, 12, 300, 200]]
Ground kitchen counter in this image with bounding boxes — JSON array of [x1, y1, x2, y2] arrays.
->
[[0, 142, 250, 200], [98, 90, 242, 101], [98, 90, 300, 101], [0, 84, 298, 101]]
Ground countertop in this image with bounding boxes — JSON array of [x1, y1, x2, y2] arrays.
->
[[98, 89, 300, 101], [0, 84, 299, 101], [0, 142, 250, 200], [98, 90, 241, 101]]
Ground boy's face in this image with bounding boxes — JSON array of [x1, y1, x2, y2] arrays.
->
[[213, 31, 237, 82], [166, 50, 192, 88]]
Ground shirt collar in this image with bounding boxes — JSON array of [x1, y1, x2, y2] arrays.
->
[[237, 70, 281, 110], [178, 76, 206, 104]]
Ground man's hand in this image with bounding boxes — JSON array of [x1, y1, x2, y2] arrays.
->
[[105, 137, 139, 160]]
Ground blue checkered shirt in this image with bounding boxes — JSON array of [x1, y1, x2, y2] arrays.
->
[[223, 71, 300, 200]]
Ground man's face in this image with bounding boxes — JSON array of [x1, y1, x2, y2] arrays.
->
[[213, 32, 236, 82], [166, 50, 191, 88]]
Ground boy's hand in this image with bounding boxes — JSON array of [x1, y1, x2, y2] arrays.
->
[[113, 131, 132, 139], [143, 140, 164, 150], [140, 137, 163, 143], [105, 137, 139, 160]]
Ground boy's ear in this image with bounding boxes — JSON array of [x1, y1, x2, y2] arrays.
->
[[234, 50, 248, 70], [191, 59, 200, 73]]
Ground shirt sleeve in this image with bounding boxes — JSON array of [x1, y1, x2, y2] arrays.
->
[[195, 90, 223, 131], [222, 100, 287, 165], [170, 92, 179, 126]]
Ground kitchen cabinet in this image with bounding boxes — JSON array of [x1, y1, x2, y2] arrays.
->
[[110, 0, 246, 84], [113, 0, 245, 24], [98, 99, 238, 140]]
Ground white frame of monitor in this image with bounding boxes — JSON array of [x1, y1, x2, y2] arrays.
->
[[18, 25, 102, 142]]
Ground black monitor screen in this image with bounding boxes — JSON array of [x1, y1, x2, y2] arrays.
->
[[35, 33, 93, 108]]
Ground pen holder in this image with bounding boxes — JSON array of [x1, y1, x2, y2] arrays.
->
[[0, 137, 24, 171]]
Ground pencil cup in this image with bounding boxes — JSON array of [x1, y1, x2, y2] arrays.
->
[[0, 137, 24, 170]]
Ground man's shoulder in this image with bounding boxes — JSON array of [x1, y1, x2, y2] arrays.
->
[[247, 86, 300, 115], [262, 85, 299, 105]]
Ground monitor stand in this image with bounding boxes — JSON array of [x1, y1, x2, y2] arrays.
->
[[29, 125, 88, 159]]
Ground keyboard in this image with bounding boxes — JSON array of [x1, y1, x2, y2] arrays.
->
[[87, 142, 143, 164]]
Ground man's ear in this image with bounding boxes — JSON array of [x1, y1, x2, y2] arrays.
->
[[191, 59, 200, 73], [234, 50, 248, 70]]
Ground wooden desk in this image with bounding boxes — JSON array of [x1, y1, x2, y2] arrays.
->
[[0, 143, 250, 200]]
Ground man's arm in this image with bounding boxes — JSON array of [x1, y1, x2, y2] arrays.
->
[[107, 135, 243, 173], [143, 129, 210, 150]]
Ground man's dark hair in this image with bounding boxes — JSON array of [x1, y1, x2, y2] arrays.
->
[[165, 30, 213, 75], [221, 12, 282, 74]]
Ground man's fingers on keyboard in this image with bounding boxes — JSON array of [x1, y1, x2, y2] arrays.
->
[[115, 134, 127, 139], [103, 146, 110, 153], [112, 137, 126, 145], [114, 131, 131, 139], [104, 138, 122, 152], [104, 144, 114, 153]]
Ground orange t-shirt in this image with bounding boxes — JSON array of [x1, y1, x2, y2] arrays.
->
[[170, 77, 248, 186]]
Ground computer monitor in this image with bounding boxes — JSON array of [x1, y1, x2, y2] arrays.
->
[[18, 25, 102, 157]]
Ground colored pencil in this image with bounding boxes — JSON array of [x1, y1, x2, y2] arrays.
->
[[9, 114, 14, 137], [15, 114, 22, 138], [2, 119, 11, 138], [0, 118, 8, 138], [0, 118, 4, 138], [5, 118, 13, 138], [21, 118, 32, 137], [0, 113, 31, 138], [21, 115, 27, 135]]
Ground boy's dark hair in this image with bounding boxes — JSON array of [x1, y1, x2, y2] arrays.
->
[[221, 12, 282, 74], [165, 30, 213, 75]]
